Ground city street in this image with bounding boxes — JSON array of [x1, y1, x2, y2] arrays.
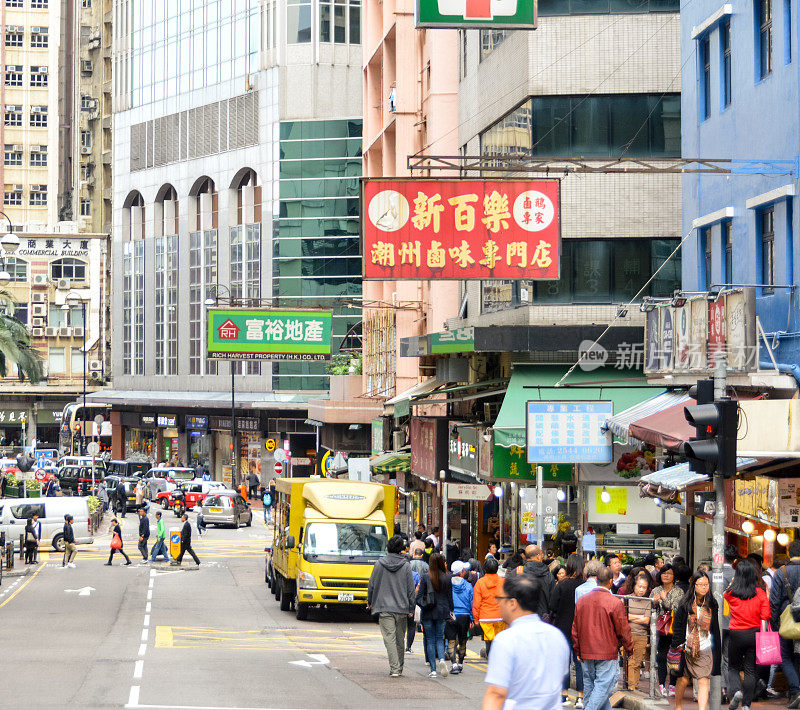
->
[[0, 508, 487, 710]]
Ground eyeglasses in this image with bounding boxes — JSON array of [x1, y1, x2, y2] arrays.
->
[[494, 595, 511, 601]]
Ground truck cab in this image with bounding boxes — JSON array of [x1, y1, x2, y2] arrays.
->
[[267, 477, 394, 620]]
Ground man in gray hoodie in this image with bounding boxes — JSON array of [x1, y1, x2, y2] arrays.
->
[[368, 534, 416, 677]]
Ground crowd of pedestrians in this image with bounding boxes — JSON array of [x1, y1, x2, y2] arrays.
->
[[369, 531, 800, 710]]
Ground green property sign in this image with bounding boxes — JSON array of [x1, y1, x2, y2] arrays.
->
[[431, 327, 475, 354], [207, 309, 333, 361], [493, 443, 572, 482], [417, 0, 536, 29]]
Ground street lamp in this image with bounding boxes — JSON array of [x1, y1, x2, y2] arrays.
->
[[0, 210, 20, 284], [62, 293, 86, 458], [205, 283, 237, 487]]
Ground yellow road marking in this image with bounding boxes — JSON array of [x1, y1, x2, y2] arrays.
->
[[0, 563, 46, 609], [154, 625, 173, 647]]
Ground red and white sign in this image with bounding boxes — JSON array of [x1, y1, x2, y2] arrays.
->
[[446, 483, 493, 501], [274, 462, 283, 475], [363, 179, 560, 280], [708, 299, 726, 369], [35, 468, 47, 482]]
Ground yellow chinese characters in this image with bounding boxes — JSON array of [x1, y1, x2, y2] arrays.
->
[[531, 240, 553, 268], [370, 241, 395, 267], [448, 240, 475, 268], [426, 240, 446, 269], [479, 240, 501, 269], [399, 241, 421, 267], [447, 193, 478, 231], [411, 192, 444, 233], [481, 191, 511, 233]]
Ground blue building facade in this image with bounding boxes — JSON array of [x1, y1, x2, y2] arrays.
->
[[681, 0, 800, 372]]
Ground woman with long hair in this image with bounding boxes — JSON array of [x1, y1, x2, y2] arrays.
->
[[621, 568, 654, 597], [723, 559, 771, 710], [550, 554, 585, 708], [416, 551, 454, 678], [651, 564, 683, 696], [670, 573, 721, 710]]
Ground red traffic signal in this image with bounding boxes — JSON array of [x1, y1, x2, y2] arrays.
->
[[682, 399, 738, 478]]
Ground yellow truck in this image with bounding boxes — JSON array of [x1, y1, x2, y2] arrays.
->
[[266, 477, 395, 620]]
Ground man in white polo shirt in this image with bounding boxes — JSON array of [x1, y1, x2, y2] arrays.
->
[[482, 573, 570, 710]]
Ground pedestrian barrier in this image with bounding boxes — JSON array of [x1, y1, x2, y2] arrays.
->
[[617, 594, 659, 701], [4, 542, 13, 571], [89, 509, 104, 534]]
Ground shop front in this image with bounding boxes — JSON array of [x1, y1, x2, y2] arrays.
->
[[186, 415, 212, 470], [125, 414, 157, 462], [209, 415, 262, 485], [156, 414, 180, 463]]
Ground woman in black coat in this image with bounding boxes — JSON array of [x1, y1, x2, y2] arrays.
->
[[23, 518, 38, 564], [550, 554, 586, 706], [416, 552, 454, 678], [670, 572, 721, 710]]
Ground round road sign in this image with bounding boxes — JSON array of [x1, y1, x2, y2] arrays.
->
[[35, 468, 47, 482], [273, 448, 286, 463], [93, 414, 105, 427], [274, 462, 283, 475], [86, 441, 100, 456], [265, 438, 276, 452]]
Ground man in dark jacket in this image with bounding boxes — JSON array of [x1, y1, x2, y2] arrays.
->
[[523, 544, 556, 620], [172, 513, 200, 566], [115, 480, 127, 517], [62, 514, 77, 567], [367, 534, 415, 677], [770, 540, 800, 708], [573, 567, 634, 710], [137, 508, 150, 561]]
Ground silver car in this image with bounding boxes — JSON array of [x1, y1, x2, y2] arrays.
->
[[200, 493, 252, 528]]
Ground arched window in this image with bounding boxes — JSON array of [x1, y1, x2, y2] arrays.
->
[[50, 258, 87, 281], [1, 257, 28, 282]]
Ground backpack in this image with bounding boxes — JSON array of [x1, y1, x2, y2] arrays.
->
[[263, 493, 272, 507]]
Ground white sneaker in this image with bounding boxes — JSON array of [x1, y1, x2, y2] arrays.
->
[[574, 699, 584, 710], [428, 671, 438, 678], [67, 563, 76, 568], [437, 659, 448, 677]]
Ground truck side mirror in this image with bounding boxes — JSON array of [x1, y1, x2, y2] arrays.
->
[[286, 535, 295, 549]]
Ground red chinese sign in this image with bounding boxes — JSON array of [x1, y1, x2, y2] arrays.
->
[[708, 300, 726, 368], [363, 179, 561, 280]]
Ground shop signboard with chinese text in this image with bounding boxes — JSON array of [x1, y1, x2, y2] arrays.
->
[[520, 487, 559, 536], [416, 0, 537, 29], [157, 414, 177, 427], [526, 401, 613, 463], [644, 289, 756, 375], [185, 415, 208, 431], [734, 476, 779, 525], [448, 423, 479, 476], [0, 408, 28, 425], [410, 417, 447, 481], [432, 327, 475, 353], [371, 418, 384, 456], [493, 443, 572, 482], [207, 308, 332, 361], [779, 479, 800, 527], [363, 180, 560, 281], [209, 416, 260, 432], [446, 482, 492, 501]]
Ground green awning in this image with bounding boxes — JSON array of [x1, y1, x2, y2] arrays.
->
[[494, 366, 660, 449], [370, 452, 410, 473]]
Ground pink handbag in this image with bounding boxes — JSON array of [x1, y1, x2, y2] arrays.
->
[[756, 621, 783, 665]]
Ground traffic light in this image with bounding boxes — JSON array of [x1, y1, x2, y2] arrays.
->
[[682, 395, 738, 478]]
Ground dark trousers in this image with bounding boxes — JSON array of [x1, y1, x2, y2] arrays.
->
[[24, 541, 37, 563], [729, 627, 758, 706], [249, 485, 258, 499], [656, 633, 672, 686], [406, 616, 416, 650], [107, 547, 131, 564], [138, 537, 149, 560], [781, 636, 800, 695], [446, 614, 471, 664], [177, 541, 199, 564]]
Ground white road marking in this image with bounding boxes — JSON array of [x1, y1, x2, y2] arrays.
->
[[144, 614, 150, 627], [138, 643, 147, 657], [134, 660, 143, 679], [127, 686, 140, 707], [147, 589, 152, 600], [65, 586, 95, 596], [141, 628, 149, 642], [146, 602, 152, 613]]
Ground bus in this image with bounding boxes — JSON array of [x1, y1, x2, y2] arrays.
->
[[59, 402, 112, 456]]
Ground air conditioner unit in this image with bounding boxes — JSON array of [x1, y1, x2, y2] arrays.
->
[[88, 360, 102, 372], [45, 326, 57, 337], [80, 61, 92, 74], [31, 304, 46, 317], [11, 145, 22, 152], [31, 275, 48, 288], [58, 326, 71, 337], [32, 106, 45, 113], [72, 326, 84, 338], [31, 327, 44, 338], [31, 185, 46, 192], [31, 317, 45, 327], [12, 185, 23, 191], [80, 146, 92, 155], [56, 278, 71, 290]]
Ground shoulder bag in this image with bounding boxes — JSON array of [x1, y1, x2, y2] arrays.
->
[[779, 568, 800, 639]]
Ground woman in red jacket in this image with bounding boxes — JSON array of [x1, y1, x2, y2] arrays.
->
[[723, 559, 771, 710]]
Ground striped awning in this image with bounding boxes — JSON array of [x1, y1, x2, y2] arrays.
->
[[370, 452, 410, 474], [605, 391, 690, 444], [639, 457, 757, 491]]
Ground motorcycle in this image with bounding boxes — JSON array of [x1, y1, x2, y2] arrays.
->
[[171, 489, 187, 517]]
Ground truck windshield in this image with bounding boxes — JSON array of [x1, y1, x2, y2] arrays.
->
[[303, 522, 388, 563]]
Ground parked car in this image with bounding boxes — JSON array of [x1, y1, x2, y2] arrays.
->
[[200, 493, 252, 528], [156, 480, 225, 513], [105, 460, 152, 478], [57, 464, 106, 495], [141, 467, 198, 500], [0, 497, 93, 552]]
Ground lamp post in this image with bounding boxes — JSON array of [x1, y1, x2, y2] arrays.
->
[[205, 284, 237, 487], [62, 294, 86, 459]]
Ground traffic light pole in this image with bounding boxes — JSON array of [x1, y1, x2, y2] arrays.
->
[[710, 355, 727, 710]]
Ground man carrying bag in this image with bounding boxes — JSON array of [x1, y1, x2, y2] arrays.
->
[[770, 540, 800, 708]]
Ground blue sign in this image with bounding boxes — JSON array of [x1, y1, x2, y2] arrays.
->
[[526, 401, 614, 464], [185, 415, 208, 430]]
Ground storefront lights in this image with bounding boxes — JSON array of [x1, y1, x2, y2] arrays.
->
[[600, 487, 611, 504], [741, 520, 755, 534], [764, 529, 776, 542], [493, 485, 503, 498], [778, 533, 791, 547], [557, 488, 566, 502]]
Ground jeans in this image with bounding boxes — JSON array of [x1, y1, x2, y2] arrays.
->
[[378, 612, 407, 674], [564, 647, 585, 693], [421, 618, 447, 672], [582, 658, 620, 710], [150, 538, 170, 561], [781, 636, 800, 695]]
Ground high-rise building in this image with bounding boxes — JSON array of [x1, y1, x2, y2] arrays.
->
[[96, 1, 363, 477]]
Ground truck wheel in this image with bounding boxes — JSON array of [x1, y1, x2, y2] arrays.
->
[[273, 574, 281, 599], [279, 579, 292, 611], [52, 534, 65, 553], [295, 597, 308, 620]]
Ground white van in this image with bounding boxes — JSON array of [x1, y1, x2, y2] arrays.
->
[[0, 497, 93, 552]]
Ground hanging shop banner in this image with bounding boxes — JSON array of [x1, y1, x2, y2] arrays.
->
[[416, 0, 537, 29], [207, 308, 333, 361], [526, 401, 613, 464], [371, 418, 384, 456], [363, 179, 560, 281], [734, 476, 779, 525]]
